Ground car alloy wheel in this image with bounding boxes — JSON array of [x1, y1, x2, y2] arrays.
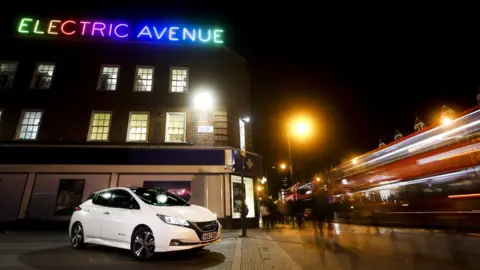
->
[[71, 223, 85, 249], [131, 228, 155, 260]]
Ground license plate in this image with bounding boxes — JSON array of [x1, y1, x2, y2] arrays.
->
[[202, 232, 217, 241]]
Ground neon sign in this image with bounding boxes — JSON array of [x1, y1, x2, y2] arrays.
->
[[17, 18, 224, 44]]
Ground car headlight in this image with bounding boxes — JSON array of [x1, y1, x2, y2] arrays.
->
[[157, 214, 190, 227]]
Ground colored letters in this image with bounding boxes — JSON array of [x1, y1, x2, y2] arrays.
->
[[17, 17, 225, 45]]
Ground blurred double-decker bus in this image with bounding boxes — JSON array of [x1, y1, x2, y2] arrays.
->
[[330, 106, 480, 229]]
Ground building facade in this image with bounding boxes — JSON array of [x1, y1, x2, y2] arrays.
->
[[0, 17, 262, 228]]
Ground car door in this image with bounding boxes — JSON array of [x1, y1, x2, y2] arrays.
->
[[101, 189, 141, 244], [88, 190, 114, 239]]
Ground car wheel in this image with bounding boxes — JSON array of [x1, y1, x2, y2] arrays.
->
[[131, 227, 156, 260], [71, 223, 86, 249]]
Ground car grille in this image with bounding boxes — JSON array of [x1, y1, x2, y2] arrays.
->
[[193, 221, 218, 232]]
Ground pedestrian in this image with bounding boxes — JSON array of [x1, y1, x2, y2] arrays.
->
[[260, 203, 270, 230]]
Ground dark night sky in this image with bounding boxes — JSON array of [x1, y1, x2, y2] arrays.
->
[[4, 2, 480, 188]]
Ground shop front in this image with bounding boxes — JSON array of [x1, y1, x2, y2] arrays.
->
[[0, 145, 263, 228]]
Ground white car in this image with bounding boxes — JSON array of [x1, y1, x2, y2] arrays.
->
[[69, 187, 221, 260]]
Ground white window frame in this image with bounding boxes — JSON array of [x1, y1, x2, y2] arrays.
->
[[0, 61, 19, 89], [134, 66, 155, 92], [15, 109, 44, 140], [165, 112, 187, 143], [30, 63, 56, 89], [169, 67, 189, 93], [97, 65, 120, 91], [126, 111, 150, 142], [87, 111, 113, 142]]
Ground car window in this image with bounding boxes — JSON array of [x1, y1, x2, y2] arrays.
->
[[111, 189, 139, 209], [92, 190, 112, 207], [130, 187, 189, 206]]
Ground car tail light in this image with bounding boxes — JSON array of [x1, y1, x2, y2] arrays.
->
[[75, 206, 82, 211]]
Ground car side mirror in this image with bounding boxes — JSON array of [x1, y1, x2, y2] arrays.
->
[[129, 203, 139, 210]]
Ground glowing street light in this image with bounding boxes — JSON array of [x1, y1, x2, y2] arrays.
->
[[193, 91, 214, 111], [256, 186, 263, 191], [441, 116, 453, 125], [292, 120, 311, 137], [280, 163, 287, 170], [440, 105, 455, 126], [316, 177, 321, 182]]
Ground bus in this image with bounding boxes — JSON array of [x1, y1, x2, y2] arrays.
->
[[330, 106, 480, 229]]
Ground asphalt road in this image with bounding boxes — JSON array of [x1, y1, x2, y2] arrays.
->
[[266, 223, 480, 270], [0, 230, 237, 270]]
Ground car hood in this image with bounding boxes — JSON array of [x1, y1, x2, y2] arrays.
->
[[149, 204, 217, 222]]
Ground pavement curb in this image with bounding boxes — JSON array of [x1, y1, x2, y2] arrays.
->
[[231, 237, 242, 270]]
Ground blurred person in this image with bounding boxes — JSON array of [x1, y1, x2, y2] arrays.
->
[[260, 202, 270, 230]]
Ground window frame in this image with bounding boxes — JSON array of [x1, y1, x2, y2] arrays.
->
[[15, 109, 44, 140], [0, 61, 19, 89], [126, 111, 150, 142], [133, 66, 155, 92], [165, 112, 187, 143], [87, 111, 113, 142], [30, 62, 56, 89], [97, 64, 120, 91], [169, 66, 189, 93]]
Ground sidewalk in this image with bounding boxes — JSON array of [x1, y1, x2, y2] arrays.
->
[[231, 229, 302, 270]]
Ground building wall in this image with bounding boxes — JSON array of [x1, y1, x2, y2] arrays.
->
[[0, 36, 252, 149], [0, 173, 28, 221], [27, 173, 110, 220]]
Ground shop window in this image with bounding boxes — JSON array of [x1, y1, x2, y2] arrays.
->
[[231, 175, 255, 219], [134, 66, 154, 92], [16, 110, 43, 140], [169, 67, 188, 93], [30, 63, 55, 89], [0, 61, 18, 88], [127, 112, 149, 142], [97, 65, 119, 91], [88, 111, 112, 141], [165, 112, 186, 143]]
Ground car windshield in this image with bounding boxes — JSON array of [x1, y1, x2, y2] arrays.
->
[[130, 188, 190, 206]]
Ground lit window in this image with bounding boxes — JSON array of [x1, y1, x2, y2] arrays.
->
[[97, 65, 119, 91], [134, 67, 154, 92], [31, 63, 55, 89], [127, 112, 149, 142], [0, 61, 18, 89], [169, 67, 188, 93], [0, 109, 3, 121], [16, 110, 43, 140], [88, 112, 112, 141], [165, 112, 186, 143]]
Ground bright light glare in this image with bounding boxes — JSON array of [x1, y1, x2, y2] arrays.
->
[[293, 121, 309, 136], [193, 92, 213, 110], [441, 116, 453, 125], [352, 158, 358, 165], [280, 163, 287, 170], [256, 186, 263, 191], [242, 117, 250, 122], [316, 177, 321, 182]]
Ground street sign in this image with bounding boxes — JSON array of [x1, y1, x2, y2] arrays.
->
[[239, 118, 246, 157]]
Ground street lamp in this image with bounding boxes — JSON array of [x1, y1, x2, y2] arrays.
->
[[239, 115, 250, 237], [286, 118, 311, 186], [280, 163, 287, 170]]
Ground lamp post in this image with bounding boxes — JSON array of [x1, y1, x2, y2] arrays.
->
[[239, 116, 250, 237], [286, 119, 310, 188]]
